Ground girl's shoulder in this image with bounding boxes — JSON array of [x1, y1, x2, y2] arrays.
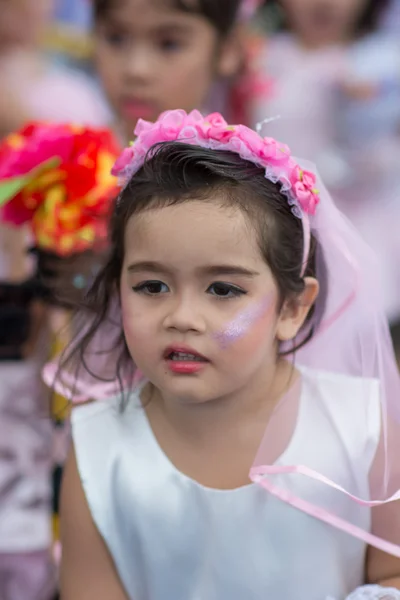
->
[[300, 365, 380, 402], [71, 388, 142, 426], [301, 364, 378, 385], [350, 32, 400, 69], [297, 367, 381, 465], [71, 387, 147, 454], [299, 366, 381, 439], [353, 31, 400, 51]]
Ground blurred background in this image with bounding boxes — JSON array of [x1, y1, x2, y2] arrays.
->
[[0, 0, 399, 598]]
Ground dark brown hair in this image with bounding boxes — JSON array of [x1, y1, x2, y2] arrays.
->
[[93, 0, 242, 37], [59, 142, 324, 399], [359, 0, 391, 33], [269, 0, 390, 36]]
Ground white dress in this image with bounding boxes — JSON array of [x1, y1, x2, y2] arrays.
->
[[72, 367, 380, 600]]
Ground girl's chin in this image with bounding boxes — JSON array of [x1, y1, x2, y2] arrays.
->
[[154, 378, 224, 406]]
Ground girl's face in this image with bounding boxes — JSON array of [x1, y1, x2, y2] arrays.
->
[[120, 199, 315, 405], [280, 0, 370, 47], [0, 0, 53, 46], [94, 0, 239, 138]]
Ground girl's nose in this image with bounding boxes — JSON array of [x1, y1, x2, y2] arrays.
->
[[122, 45, 155, 82], [163, 296, 206, 334]]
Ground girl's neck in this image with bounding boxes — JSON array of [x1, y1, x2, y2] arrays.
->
[[145, 358, 296, 445]]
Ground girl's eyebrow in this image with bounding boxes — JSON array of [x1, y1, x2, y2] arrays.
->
[[155, 22, 194, 36], [201, 265, 260, 277], [98, 16, 130, 31], [127, 261, 259, 277], [127, 261, 169, 274], [100, 16, 195, 35]]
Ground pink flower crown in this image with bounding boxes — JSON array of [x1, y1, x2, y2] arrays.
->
[[112, 109, 320, 275], [112, 109, 320, 217]]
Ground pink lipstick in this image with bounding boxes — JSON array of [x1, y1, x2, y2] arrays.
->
[[163, 345, 209, 375]]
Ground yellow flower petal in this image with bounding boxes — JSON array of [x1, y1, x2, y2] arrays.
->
[[79, 226, 95, 243], [25, 170, 64, 194], [60, 205, 80, 224], [6, 133, 24, 150], [33, 185, 65, 233]]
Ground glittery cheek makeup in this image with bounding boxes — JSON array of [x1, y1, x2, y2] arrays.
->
[[214, 296, 274, 348]]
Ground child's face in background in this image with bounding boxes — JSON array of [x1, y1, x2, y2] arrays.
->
[[120, 199, 309, 406], [280, 0, 370, 47], [94, 0, 239, 138], [0, 0, 53, 47]]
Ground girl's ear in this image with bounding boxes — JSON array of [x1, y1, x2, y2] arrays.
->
[[217, 26, 245, 78], [275, 277, 319, 342]]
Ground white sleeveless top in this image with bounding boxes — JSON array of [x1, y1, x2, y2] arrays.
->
[[72, 368, 380, 600]]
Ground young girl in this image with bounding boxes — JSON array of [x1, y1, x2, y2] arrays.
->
[[92, 0, 259, 142], [48, 110, 400, 599]]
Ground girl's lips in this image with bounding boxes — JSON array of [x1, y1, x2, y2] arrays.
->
[[163, 345, 210, 375], [163, 345, 208, 361], [166, 360, 208, 375], [120, 99, 155, 120]]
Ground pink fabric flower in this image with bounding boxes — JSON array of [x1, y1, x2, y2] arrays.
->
[[235, 125, 263, 155], [159, 110, 188, 141], [187, 110, 204, 123], [199, 113, 235, 142], [209, 127, 236, 143], [178, 126, 199, 141], [290, 166, 320, 215], [205, 113, 229, 128], [111, 146, 134, 176], [263, 137, 291, 161], [134, 118, 154, 137]]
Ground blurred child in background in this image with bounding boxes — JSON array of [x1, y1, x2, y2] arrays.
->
[[0, 1, 111, 598], [91, 0, 254, 142], [251, 0, 400, 330]]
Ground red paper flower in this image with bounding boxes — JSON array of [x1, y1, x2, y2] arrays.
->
[[0, 123, 121, 255]]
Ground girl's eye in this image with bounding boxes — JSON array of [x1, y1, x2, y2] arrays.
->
[[207, 282, 246, 299], [104, 30, 130, 48], [132, 281, 169, 296], [159, 38, 183, 53]]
